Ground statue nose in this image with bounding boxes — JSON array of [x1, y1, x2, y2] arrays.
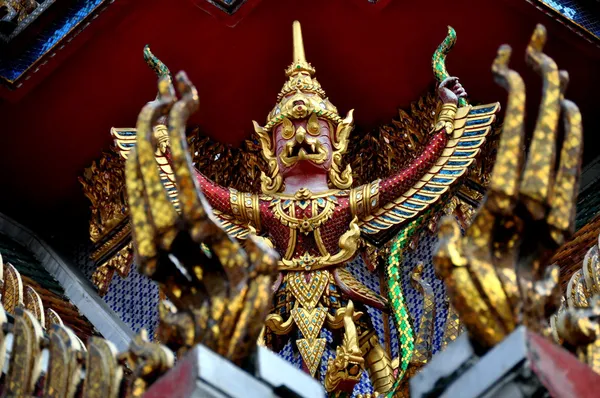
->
[[295, 127, 306, 143]]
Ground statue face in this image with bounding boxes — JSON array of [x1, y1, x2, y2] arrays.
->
[[274, 113, 333, 178]]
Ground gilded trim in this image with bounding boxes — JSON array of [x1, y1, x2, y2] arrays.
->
[[284, 228, 297, 260], [279, 217, 361, 271], [350, 180, 381, 219], [272, 197, 336, 234], [229, 189, 262, 232]]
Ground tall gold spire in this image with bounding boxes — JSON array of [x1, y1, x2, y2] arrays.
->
[[255, 21, 354, 193], [286, 21, 315, 77], [265, 21, 340, 132], [293, 21, 306, 65]]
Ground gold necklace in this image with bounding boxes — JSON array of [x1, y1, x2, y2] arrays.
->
[[271, 193, 336, 234]]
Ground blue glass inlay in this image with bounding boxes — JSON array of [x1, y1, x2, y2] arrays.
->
[[382, 214, 401, 222], [421, 185, 445, 193], [446, 160, 469, 167], [458, 140, 481, 148], [403, 201, 425, 210], [440, 169, 462, 176], [469, 106, 496, 115], [465, 117, 492, 127], [432, 177, 453, 184], [454, 150, 477, 157], [119, 130, 137, 136], [369, 220, 388, 229], [391, 208, 413, 217], [463, 129, 486, 137], [123, 143, 135, 147], [362, 227, 377, 234], [0, 1, 106, 82], [413, 194, 434, 201]]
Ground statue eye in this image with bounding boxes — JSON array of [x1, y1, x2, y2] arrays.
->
[[281, 117, 295, 139], [307, 113, 320, 136]]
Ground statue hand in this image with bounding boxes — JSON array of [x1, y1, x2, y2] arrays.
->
[[126, 72, 279, 363], [434, 25, 583, 349], [437, 76, 467, 104]]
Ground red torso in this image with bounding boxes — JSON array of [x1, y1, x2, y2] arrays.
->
[[191, 130, 449, 269], [260, 193, 353, 260]]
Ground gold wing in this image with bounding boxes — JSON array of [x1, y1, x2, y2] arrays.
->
[[112, 127, 251, 240], [112, 128, 180, 211], [358, 102, 500, 236]]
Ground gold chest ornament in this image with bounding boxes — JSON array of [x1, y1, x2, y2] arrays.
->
[[268, 189, 361, 271], [271, 188, 337, 234]]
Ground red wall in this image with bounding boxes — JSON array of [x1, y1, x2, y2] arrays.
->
[[0, 0, 598, 235]]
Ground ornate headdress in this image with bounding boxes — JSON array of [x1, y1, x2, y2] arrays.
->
[[253, 21, 354, 194]]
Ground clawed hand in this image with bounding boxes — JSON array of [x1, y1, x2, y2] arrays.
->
[[434, 25, 583, 348], [125, 71, 278, 363], [438, 76, 467, 105]]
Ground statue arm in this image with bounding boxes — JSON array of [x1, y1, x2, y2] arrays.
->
[[162, 149, 232, 214], [192, 167, 234, 215], [193, 168, 263, 233], [349, 127, 450, 220], [353, 101, 499, 236], [348, 70, 469, 219], [351, 38, 500, 235], [163, 151, 262, 236]]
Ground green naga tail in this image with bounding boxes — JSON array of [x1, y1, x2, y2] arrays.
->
[[143, 44, 173, 82], [385, 215, 426, 397], [432, 26, 467, 107]]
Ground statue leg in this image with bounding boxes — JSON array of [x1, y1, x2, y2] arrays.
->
[[324, 300, 364, 394], [358, 317, 395, 394], [324, 295, 395, 395]]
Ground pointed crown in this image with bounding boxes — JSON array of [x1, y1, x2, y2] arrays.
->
[[264, 21, 342, 131]]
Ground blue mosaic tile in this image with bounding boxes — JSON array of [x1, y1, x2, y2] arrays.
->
[[101, 263, 160, 335], [538, 0, 599, 39], [353, 368, 375, 396], [401, 231, 450, 354], [278, 340, 302, 369], [73, 241, 159, 336], [0, 0, 108, 83]]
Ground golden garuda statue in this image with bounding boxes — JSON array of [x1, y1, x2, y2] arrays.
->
[[124, 21, 500, 396]]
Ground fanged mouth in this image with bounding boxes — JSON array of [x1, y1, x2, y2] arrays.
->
[[280, 139, 327, 167]]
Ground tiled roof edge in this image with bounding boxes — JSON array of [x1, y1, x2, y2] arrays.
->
[[580, 155, 600, 194], [0, 212, 134, 351]]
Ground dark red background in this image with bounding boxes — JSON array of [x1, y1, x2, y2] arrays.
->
[[0, 0, 598, 238]]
